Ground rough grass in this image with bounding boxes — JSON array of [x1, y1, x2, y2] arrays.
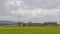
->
[[0, 26, 60, 34]]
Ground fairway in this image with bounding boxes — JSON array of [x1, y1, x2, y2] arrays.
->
[[0, 26, 60, 34]]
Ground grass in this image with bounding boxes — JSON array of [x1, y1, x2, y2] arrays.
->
[[0, 26, 60, 34]]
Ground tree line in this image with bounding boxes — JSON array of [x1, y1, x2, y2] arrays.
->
[[16, 22, 58, 27]]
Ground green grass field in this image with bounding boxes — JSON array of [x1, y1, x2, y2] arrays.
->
[[0, 26, 60, 34]]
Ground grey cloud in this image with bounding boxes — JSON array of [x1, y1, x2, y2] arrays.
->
[[0, 0, 60, 23], [0, 0, 21, 16], [0, 0, 12, 16], [22, 0, 60, 9]]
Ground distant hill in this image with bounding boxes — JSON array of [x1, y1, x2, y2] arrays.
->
[[0, 20, 16, 25]]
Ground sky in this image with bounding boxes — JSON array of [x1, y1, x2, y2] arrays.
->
[[0, 0, 60, 23]]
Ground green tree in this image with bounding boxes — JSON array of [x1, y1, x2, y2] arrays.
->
[[16, 22, 22, 27], [28, 21, 32, 26]]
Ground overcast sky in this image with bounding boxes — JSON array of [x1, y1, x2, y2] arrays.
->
[[0, 0, 60, 23]]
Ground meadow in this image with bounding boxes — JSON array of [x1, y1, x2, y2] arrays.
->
[[0, 26, 60, 34]]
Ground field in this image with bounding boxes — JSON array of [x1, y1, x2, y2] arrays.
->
[[0, 26, 60, 34]]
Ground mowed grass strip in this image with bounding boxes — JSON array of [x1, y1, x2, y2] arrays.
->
[[0, 26, 60, 34]]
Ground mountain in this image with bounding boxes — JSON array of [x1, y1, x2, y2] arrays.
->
[[0, 20, 16, 25]]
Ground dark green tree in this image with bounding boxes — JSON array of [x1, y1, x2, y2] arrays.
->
[[16, 22, 22, 27]]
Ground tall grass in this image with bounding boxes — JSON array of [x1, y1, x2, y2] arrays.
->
[[0, 26, 60, 34]]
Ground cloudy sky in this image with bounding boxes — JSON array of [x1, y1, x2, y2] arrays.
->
[[0, 0, 60, 23]]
